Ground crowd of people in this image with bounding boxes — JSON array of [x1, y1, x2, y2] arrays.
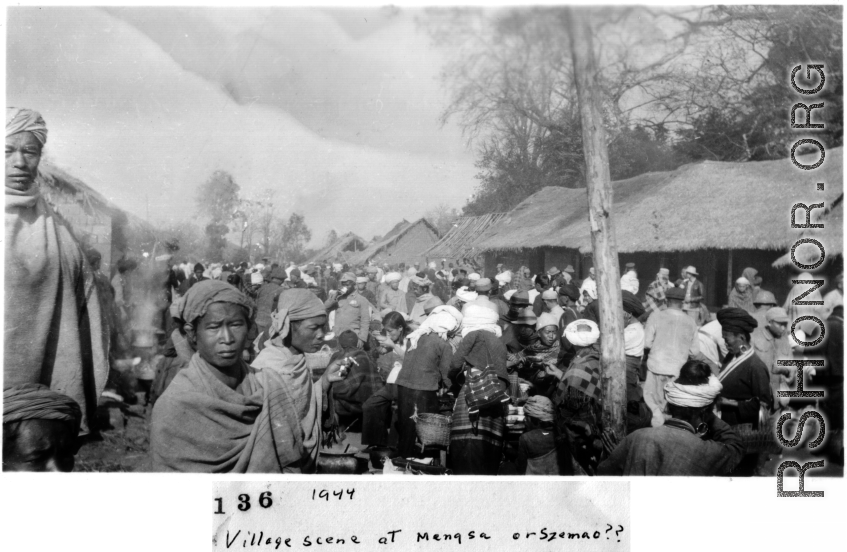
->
[[4, 107, 844, 475]]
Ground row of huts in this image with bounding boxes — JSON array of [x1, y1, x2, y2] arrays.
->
[[304, 151, 842, 309]]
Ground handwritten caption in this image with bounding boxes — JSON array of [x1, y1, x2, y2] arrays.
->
[[213, 482, 629, 551]]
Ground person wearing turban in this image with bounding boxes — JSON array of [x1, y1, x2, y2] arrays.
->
[[541, 319, 606, 473], [393, 306, 461, 458], [379, 271, 408, 317], [598, 360, 744, 476], [152, 284, 348, 473], [3, 384, 82, 472], [355, 275, 378, 307], [5, 108, 108, 436], [509, 311, 563, 398], [516, 395, 575, 476], [447, 304, 510, 475], [407, 273, 436, 329], [728, 276, 756, 313]]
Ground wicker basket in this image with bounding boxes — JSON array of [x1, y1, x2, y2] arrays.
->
[[414, 412, 452, 449]]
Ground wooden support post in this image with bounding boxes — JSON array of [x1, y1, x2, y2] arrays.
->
[[567, 10, 628, 439], [727, 249, 733, 299]]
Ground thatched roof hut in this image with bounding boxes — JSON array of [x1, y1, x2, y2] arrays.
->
[[37, 160, 157, 272], [307, 232, 368, 264], [477, 149, 843, 307], [423, 213, 508, 267], [478, 149, 843, 254], [347, 218, 440, 267]]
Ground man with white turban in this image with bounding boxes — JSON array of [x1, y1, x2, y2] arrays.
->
[[598, 360, 744, 476], [378, 271, 408, 316], [5, 108, 108, 436], [393, 306, 461, 457], [408, 274, 436, 328]]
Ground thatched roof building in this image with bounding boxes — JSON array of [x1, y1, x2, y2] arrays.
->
[[38, 160, 157, 273], [307, 232, 368, 264], [479, 150, 842, 254], [772, 198, 843, 268], [423, 213, 508, 269], [347, 218, 440, 267], [478, 149, 843, 306]]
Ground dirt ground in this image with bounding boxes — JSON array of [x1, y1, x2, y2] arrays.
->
[[75, 396, 152, 472]]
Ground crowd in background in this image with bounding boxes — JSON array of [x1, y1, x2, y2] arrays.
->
[[5, 107, 843, 475]]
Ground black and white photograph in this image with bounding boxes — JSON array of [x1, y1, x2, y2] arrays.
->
[[5, 3, 846, 551], [4, 3, 843, 480]]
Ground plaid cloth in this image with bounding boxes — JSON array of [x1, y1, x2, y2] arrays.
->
[[643, 280, 670, 318], [450, 384, 507, 447], [561, 349, 602, 401]]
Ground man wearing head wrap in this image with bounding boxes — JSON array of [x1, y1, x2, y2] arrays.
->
[[394, 306, 461, 457], [621, 291, 651, 431], [3, 384, 82, 472], [152, 284, 348, 473], [644, 268, 673, 318], [253, 267, 286, 338], [598, 360, 744, 476], [641, 286, 702, 427], [728, 276, 756, 313], [364, 266, 381, 301], [5, 108, 108, 436], [326, 272, 372, 347], [546, 319, 605, 472], [378, 271, 409, 316], [620, 265, 639, 295], [407, 273, 436, 328], [517, 395, 573, 476], [579, 267, 597, 306], [355, 275, 378, 307], [448, 303, 510, 475]]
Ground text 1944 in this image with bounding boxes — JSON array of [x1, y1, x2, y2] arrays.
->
[[312, 489, 355, 501]]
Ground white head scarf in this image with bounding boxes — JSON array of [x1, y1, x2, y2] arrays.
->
[[664, 375, 722, 408], [460, 303, 502, 338], [564, 319, 600, 347], [406, 305, 463, 351], [467, 273, 481, 282], [385, 272, 402, 283], [455, 286, 478, 303], [495, 271, 512, 284]]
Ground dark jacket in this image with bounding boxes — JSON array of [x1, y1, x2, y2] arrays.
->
[[394, 333, 453, 391]]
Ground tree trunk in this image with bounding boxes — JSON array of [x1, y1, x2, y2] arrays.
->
[[567, 10, 628, 439]]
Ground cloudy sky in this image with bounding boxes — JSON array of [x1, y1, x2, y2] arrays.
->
[[7, 6, 478, 244]]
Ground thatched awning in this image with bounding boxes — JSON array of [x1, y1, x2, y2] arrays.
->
[[307, 232, 367, 264], [772, 197, 843, 267], [347, 218, 440, 266], [424, 213, 508, 260], [478, 148, 843, 254]]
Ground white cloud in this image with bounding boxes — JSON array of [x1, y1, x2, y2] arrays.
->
[[7, 7, 476, 244]]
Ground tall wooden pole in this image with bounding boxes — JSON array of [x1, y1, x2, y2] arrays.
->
[[566, 9, 628, 438]]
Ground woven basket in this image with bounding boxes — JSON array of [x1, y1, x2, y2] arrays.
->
[[414, 412, 452, 449]]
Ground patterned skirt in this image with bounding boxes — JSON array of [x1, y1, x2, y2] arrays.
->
[[449, 385, 507, 475]]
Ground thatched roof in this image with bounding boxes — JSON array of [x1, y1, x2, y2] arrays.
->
[[478, 149, 843, 254], [347, 218, 440, 266], [772, 197, 843, 267], [424, 213, 508, 260], [38, 160, 157, 245], [38, 160, 123, 219], [307, 232, 368, 264]]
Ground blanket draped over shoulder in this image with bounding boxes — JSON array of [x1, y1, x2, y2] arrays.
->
[[150, 349, 324, 473], [4, 189, 109, 435]]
